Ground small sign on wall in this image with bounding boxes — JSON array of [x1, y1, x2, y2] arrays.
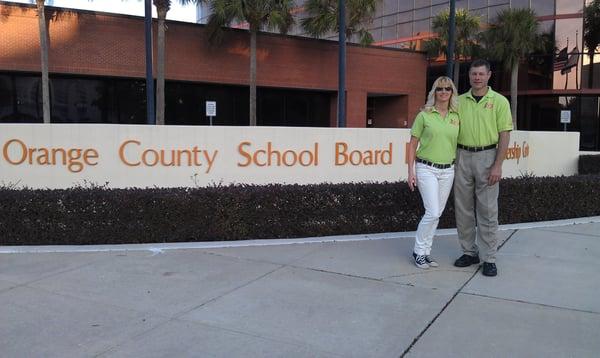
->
[[560, 110, 571, 124], [206, 101, 216, 117]]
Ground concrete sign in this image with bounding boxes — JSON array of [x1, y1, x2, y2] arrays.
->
[[0, 124, 580, 189]]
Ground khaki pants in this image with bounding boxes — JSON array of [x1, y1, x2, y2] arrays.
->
[[453, 148, 499, 263]]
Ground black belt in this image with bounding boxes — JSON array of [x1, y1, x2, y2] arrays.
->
[[416, 157, 454, 169], [458, 144, 497, 152]]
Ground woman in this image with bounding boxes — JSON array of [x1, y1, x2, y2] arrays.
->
[[407, 76, 459, 269]]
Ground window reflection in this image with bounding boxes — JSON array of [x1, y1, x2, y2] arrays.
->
[[531, 0, 554, 16], [556, 0, 584, 14], [553, 18, 584, 90]]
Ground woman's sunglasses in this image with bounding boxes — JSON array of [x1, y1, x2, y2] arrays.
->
[[435, 87, 453, 92]]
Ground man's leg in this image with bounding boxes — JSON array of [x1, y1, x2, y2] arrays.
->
[[474, 149, 499, 263], [454, 149, 478, 257]]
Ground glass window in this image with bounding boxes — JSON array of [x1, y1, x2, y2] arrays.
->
[[51, 78, 105, 123], [398, 10, 413, 23], [414, 7, 430, 20], [399, 0, 413, 11], [432, 0, 448, 5], [456, 0, 468, 9], [510, 0, 530, 9], [469, 0, 487, 10], [556, 0, 584, 14], [469, 8, 488, 23], [398, 22, 413, 37], [15, 76, 42, 123], [383, 0, 398, 15], [382, 24, 397, 41], [432, 4, 449, 17], [579, 96, 600, 150], [382, 12, 397, 27], [489, 4, 510, 21], [531, 0, 554, 16], [0, 74, 13, 122], [415, 0, 431, 8], [553, 18, 584, 90], [489, 0, 509, 5], [413, 19, 430, 35]]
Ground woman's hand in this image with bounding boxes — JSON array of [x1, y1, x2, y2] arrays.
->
[[408, 170, 417, 191]]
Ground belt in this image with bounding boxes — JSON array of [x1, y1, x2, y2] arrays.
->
[[416, 157, 454, 169], [457, 144, 497, 152]]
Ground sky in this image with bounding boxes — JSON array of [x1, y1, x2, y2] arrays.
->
[[12, 0, 199, 22]]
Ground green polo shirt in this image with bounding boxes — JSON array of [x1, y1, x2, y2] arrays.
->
[[457, 87, 513, 147], [410, 108, 460, 165]]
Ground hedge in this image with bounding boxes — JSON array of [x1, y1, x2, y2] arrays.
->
[[579, 155, 600, 175], [1, 175, 599, 245]]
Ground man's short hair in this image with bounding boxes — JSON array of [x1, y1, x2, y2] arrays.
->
[[470, 59, 491, 72]]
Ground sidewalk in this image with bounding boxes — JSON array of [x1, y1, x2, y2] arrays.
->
[[1, 218, 599, 357]]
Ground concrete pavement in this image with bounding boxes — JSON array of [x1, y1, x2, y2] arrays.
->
[[1, 218, 599, 357]]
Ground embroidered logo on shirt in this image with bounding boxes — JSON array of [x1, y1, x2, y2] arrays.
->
[[485, 102, 494, 109], [450, 119, 459, 126]]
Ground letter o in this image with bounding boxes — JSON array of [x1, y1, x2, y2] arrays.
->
[[282, 150, 297, 167], [3, 139, 27, 165], [142, 149, 159, 166], [350, 150, 362, 166]]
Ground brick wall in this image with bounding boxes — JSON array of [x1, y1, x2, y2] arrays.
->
[[0, 2, 427, 127]]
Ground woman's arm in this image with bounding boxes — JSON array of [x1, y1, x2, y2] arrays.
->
[[407, 136, 419, 191]]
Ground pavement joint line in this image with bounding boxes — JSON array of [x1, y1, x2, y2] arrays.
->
[[173, 317, 346, 358], [399, 263, 482, 357], [0, 254, 115, 295], [534, 227, 600, 238], [460, 292, 600, 316], [400, 228, 520, 357], [171, 265, 286, 321], [2, 216, 599, 254]]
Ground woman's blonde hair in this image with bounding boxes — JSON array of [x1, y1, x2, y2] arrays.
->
[[421, 76, 458, 112]]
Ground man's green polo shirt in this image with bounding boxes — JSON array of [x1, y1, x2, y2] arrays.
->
[[458, 87, 513, 147], [410, 108, 460, 165]]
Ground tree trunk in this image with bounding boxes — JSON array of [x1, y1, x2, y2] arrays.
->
[[249, 26, 257, 126], [453, 57, 460, 88], [510, 62, 518, 130], [156, 7, 167, 125], [37, 0, 51, 124], [589, 50, 595, 89]]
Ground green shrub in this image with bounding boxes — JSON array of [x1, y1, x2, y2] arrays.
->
[[1, 175, 599, 245]]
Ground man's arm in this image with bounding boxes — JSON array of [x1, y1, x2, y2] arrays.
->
[[488, 130, 510, 185]]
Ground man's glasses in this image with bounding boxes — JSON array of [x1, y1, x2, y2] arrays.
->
[[435, 87, 453, 92]]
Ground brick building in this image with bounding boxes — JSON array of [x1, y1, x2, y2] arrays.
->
[[0, 2, 427, 128]]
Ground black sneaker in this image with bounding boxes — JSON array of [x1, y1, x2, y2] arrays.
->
[[482, 262, 497, 276], [453, 254, 480, 267], [412, 253, 429, 269]]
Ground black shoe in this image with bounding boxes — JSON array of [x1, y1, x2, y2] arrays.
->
[[482, 262, 497, 276], [453, 254, 480, 267]]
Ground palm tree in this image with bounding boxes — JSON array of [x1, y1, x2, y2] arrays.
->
[[300, 0, 378, 46], [484, 8, 540, 129], [206, 0, 294, 126], [584, 0, 600, 89], [423, 8, 481, 86], [153, 0, 171, 125], [35, 0, 51, 123]]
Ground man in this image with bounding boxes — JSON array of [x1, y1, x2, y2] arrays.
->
[[453, 59, 512, 277]]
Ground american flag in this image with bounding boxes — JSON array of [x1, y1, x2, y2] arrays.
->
[[554, 46, 568, 71]]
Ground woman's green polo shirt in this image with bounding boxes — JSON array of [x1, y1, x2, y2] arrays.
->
[[410, 108, 460, 165]]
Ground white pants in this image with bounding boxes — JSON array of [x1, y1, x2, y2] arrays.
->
[[413, 163, 455, 255]]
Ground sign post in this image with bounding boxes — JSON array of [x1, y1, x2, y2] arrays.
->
[[206, 101, 216, 126], [560, 110, 571, 131]]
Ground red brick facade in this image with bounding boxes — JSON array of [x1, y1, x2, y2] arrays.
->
[[0, 3, 427, 127]]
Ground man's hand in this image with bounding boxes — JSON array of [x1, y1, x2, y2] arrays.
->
[[408, 171, 417, 191], [488, 164, 502, 185]]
